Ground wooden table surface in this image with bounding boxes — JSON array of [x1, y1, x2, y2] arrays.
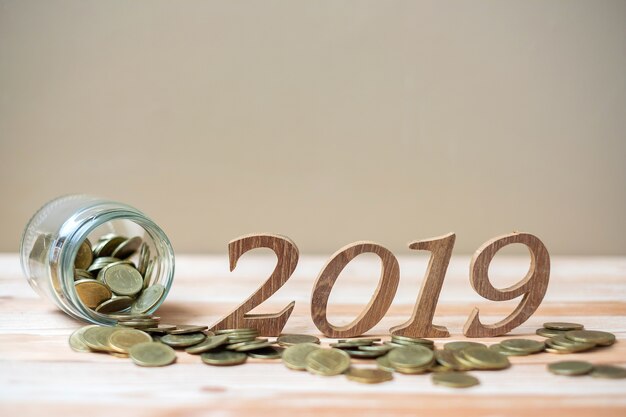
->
[[1, 253, 625, 416]]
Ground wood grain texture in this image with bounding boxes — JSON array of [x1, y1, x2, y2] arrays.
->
[[464, 232, 550, 337], [1, 253, 625, 417], [390, 233, 455, 338], [311, 241, 399, 337], [209, 234, 298, 336]]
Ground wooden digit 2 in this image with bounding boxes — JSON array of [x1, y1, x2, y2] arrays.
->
[[390, 233, 456, 338], [463, 232, 550, 337], [210, 233, 299, 336], [311, 241, 400, 338]]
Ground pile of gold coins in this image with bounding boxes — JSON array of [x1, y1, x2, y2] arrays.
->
[[73, 234, 164, 314], [69, 319, 624, 387]]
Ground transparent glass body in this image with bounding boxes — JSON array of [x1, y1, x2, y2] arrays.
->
[[19, 195, 175, 325]]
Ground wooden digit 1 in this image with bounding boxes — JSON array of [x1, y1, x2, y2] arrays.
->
[[311, 241, 400, 338], [390, 233, 456, 338], [463, 232, 550, 337], [210, 233, 299, 336]]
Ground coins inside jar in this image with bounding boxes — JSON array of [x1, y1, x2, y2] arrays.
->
[[71, 235, 163, 316]]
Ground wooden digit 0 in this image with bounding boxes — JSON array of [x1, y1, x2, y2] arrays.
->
[[463, 232, 550, 337], [311, 241, 400, 338], [210, 233, 299, 336], [390, 233, 456, 338]]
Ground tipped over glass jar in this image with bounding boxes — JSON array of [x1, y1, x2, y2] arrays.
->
[[20, 195, 175, 325]]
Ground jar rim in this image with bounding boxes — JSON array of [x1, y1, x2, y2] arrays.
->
[[54, 201, 175, 324]]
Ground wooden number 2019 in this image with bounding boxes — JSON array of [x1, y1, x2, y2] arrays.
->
[[209, 231, 549, 338]]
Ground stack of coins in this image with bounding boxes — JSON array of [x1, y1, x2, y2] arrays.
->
[[73, 234, 162, 315], [535, 322, 616, 354], [68, 321, 624, 386], [282, 336, 509, 386], [548, 360, 626, 379]]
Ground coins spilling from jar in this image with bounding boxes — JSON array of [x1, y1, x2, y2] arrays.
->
[[69, 320, 623, 386], [73, 235, 161, 315]]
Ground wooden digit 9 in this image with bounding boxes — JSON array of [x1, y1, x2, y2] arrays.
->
[[311, 242, 400, 338], [210, 233, 299, 336], [463, 232, 550, 337]]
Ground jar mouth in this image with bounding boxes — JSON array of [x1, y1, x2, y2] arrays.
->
[[54, 202, 175, 324]]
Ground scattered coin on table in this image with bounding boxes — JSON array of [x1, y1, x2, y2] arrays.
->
[[68, 321, 621, 388]]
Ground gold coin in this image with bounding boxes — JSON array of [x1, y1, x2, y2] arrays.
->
[[565, 330, 616, 346], [74, 269, 94, 281], [432, 372, 480, 388], [117, 316, 160, 322], [549, 335, 587, 348], [131, 284, 165, 313], [160, 332, 206, 348], [376, 354, 395, 372], [143, 259, 155, 289], [168, 325, 209, 335], [277, 334, 320, 346], [75, 279, 112, 308], [499, 338, 545, 354], [227, 334, 258, 343], [118, 322, 159, 330], [330, 341, 374, 349], [460, 347, 510, 370], [102, 264, 144, 296], [548, 335, 595, 352], [444, 341, 487, 351], [282, 342, 321, 371], [545, 338, 595, 353], [143, 324, 178, 334], [338, 338, 381, 344], [391, 335, 434, 346], [435, 349, 472, 370], [451, 350, 476, 369], [305, 348, 351, 376], [536, 328, 567, 338], [111, 236, 143, 259], [345, 367, 393, 384], [383, 341, 406, 348], [248, 346, 284, 359], [590, 365, 626, 379], [358, 344, 394, 353], [226, 338, 269, 350], [81, 326, 118, 352], [69, 325, 98, 352], [214, 328, 258, 335], [96, 260, 135, 281], [93, 236, 127, 258], [201, 349, 247, 366], [185, 335, 229, 354], [129, 342, 176, 367], [344, 349, 387, 359], [547, 360, 593, 376], [107, 313, 153, 320], [108, 328, 152, 353], [387, 345, 435, 370], [235, 341, 274, 352], [543, 322, 584, 331], [74, 239, 93, 270], [95, 296, 134, 314], [137, 243, 151, 277], [489, 343, 526, 357], [429, 364, 455, 373]]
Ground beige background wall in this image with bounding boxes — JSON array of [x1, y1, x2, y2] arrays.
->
[[1, 0, 625, 255]]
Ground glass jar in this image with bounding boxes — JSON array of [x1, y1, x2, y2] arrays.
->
[[20, 195, 175, 325]]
